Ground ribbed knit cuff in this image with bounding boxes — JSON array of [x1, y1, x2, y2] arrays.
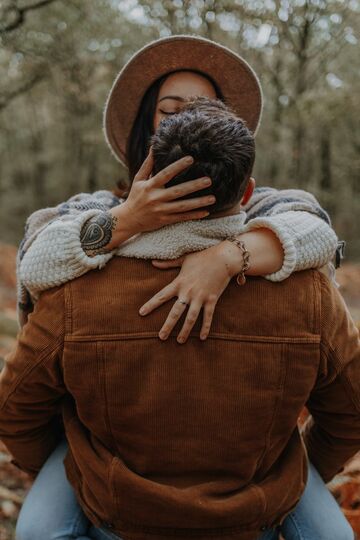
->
[[242, 217, 298, 282], [19, 209, 115, 297], [63, 209, 115, 271]]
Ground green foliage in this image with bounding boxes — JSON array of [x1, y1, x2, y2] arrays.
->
[[0, 0, 359, 257]]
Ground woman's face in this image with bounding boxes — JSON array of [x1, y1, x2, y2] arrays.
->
[[153, 71, 217, 131]]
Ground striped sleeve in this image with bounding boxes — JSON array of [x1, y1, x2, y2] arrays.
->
[[17, 190, 122, 326], [243, 188, 338, 281]]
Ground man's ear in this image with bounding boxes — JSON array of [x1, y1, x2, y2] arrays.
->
[[240, 177, 255, 206]]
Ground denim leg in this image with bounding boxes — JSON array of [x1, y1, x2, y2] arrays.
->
[[16, 438, 91, 540], [88, 525, 124, 540], [281, 462, 354, 540], [257, 527, 280, 540], [88, 527, 278, 540], [15, 442, 353, 540]]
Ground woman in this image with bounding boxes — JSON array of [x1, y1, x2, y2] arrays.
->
[[15, 36, 351, 540]]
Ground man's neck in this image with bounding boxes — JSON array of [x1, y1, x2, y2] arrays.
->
[[204, 201, 243, 220]]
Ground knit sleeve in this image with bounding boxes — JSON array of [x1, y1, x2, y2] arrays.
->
[[242, 188, 338, 282], [19, 209, 115, 299], [17, 191, 122, 325]]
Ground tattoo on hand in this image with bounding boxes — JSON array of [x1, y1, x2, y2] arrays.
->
[[80, 212, 118, 256]]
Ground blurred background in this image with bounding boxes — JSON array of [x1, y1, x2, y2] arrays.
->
[[0, 0, 359, 254], [0, 1, 359, 539]]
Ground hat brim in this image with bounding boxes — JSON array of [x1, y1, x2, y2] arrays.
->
[[104, 35, 263, 169]]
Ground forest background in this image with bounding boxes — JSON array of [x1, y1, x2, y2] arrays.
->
[[0, 1, 360, 539], [0, 0, 359, 257]]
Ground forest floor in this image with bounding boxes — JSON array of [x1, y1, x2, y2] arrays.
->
[[0, 243, 360, 538]]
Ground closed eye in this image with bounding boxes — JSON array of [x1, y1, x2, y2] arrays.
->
[[159, 110, 178, 115]]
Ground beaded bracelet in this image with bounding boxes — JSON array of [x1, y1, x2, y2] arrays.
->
[[226, 236, 250, 285]]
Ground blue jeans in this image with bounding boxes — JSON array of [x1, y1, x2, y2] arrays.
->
[[15, 439, 354, 540]]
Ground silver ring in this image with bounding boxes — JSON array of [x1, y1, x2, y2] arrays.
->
[[177, 299, 188, 306]]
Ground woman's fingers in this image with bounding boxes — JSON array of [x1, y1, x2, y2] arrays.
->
[[158, 299, 189, 341], [200, 300, 217, 341], [176, 302, 202, 343], [133, 147, 154, 182], [149, 156, 194, 188], [139, 282, 176, 316], [162, 176, 212, 200], [152, 257, 185, 269]]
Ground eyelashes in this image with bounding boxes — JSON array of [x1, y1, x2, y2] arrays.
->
[[159, 110, 179, 116]]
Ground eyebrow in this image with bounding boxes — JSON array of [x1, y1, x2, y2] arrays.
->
[[158, 95, 187, 103]]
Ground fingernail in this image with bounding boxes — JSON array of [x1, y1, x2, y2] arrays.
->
[[159, 332, 167, 340], [185, 156, 194, 164], [177, 336, 185, 344], [200, 334, 207, 340], [139, 308, 146, 315], [202, 177, 211, 185]]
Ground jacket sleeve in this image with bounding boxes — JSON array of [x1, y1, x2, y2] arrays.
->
[[0, 286, 66, 476], [242, 188, 338, 281], [302, 273, 360, 483], [17, 190, 122, 326]]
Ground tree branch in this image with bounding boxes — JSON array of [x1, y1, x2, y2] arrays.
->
[[22, 0, 57, 13], [0, 73, 43, 110], [0, 0, 58, 33]]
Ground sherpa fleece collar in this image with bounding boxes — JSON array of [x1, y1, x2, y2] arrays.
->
[[116, 211, 247, 260]]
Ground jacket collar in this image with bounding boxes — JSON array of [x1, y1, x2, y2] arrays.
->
[[116, 211, 247, 260]]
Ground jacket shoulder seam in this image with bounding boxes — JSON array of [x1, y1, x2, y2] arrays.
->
[[64, 282, 73, 336], [312, 270, 322, 336]]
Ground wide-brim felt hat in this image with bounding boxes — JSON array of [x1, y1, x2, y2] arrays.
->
[[103, 34, 263, 168]]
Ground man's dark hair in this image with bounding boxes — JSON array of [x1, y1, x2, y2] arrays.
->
[[150, 96, 255, 215]]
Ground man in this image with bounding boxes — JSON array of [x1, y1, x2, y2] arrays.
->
[[0, 100, 359, 540]]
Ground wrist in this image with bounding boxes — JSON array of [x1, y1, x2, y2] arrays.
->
[[217, 240, 246, 278], [226, 237, 250, 285], [234, 229, 284, 276], [108, 203, 139, 247]]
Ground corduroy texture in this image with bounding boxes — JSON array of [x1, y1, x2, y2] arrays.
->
[[103, 35, 263, 167], [0, 261, 359, 540]]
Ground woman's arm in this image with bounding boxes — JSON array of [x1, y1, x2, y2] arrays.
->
[[17, 190, 121, 326], [17, 152, 213, 325], [241, 187, 338, 280], [140, 233, 284, 344], [141, 187, 339, 342]]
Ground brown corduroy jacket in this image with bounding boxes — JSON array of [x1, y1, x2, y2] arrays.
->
[[0, 259, 359, 540]]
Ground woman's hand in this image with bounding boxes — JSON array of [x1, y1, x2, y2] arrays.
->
[[139, 229, 284, 343], [107, 148, 215, 249], [139, 241, 244, 343]]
